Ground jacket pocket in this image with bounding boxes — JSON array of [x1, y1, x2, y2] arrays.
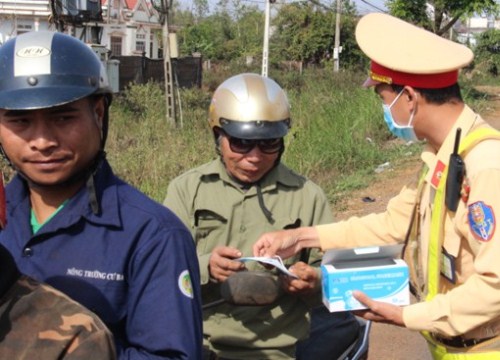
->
[[194, 209, 227, 253]]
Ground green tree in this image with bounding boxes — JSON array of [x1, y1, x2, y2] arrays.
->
[[227, 0, 263, 58], [271, 2, 333, 63], [178, 20, 218, 57], [337, 1, 366, 69], [193, 0, 209, 23], [386, 0, 500, 36], [175, 1, 263, 61], [271, 0, 361, 67], [174, 0, 362, 66], [474, 29, 500, 76], [171, 2, 195, 28]]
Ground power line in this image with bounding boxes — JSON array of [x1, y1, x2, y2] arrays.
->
[[359, 0, 386, 13], [239, 0, 387, 14], [357, 5, 374, 14], [198, 0, 387, 16], [240, 0, 266, 3]]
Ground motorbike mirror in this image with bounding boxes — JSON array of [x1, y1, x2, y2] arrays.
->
[[220, 271, 282, 306]]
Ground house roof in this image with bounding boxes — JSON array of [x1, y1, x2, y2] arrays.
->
[[125, 0, 138, 10], [102, 0, 139, 11]]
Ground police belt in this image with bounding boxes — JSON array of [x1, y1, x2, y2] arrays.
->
[[432, 334, 495, 348]]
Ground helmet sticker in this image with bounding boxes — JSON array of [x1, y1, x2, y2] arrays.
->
[[14, 31, 54, 76], [16, 46, 51, 58], [468, 201, 496, 242], [178, 270, 194, 299]]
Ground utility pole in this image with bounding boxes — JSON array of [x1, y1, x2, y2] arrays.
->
[[333, 0, 341, 73], [262, 0, 272, 77], [162, 17, 176, 125], [152, 0, 176, 126]]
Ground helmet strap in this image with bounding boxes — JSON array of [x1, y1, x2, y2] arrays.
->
[[256, 183, 274, 224], [100, 97, 110, 149]]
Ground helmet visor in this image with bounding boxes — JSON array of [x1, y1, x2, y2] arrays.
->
[[220, 118, 290, 140], [0, 74, 103, 110]]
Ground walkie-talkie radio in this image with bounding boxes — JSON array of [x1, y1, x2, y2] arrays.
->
[[445, 128, 465, 212]]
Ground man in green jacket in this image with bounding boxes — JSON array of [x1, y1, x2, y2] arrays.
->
[[164, 73, 358, 359]]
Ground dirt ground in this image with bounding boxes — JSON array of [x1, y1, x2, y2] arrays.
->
[[333, 86, 500, 360]]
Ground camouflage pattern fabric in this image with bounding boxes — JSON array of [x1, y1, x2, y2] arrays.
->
[[0, 275, 116, 359]]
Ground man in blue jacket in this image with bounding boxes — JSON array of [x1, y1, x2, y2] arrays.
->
[[0, 31, 202, 359]]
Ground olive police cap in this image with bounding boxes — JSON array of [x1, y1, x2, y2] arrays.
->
[[355, 13, 474, 88]]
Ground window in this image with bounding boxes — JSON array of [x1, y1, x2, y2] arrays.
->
[[17, 24, 32, 35], [149, 33, 154, 58], [136, 33, 146, 53], [136, 41, 145, 53], [110, 36, 122, 56]]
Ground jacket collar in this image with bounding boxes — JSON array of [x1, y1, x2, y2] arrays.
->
[[422, 105, 481, 188], [6, 160, 122, 238], [201, 159, 304, 191]]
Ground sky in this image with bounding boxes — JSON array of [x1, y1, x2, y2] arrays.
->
[[180, 0, 387, 15]]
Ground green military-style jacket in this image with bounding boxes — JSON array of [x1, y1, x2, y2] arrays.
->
[[165, 159, 333, 359]]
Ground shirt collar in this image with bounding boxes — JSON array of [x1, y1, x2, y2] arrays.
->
[[422, 105, 479, 187], [7, 160, 122, 235], [200, 159, 303, 190]]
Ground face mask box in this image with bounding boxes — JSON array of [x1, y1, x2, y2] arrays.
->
[[321, 245, 409, 312]]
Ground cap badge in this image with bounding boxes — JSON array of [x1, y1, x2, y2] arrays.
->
[[370, 71, 392, 85]]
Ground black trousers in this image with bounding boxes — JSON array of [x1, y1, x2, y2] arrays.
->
[[295, 306, 360, 360]]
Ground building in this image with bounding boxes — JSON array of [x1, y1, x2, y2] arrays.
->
[[101, 0, 162, 58], [0, 0, 164, 58], [456, 15, 500, 47]]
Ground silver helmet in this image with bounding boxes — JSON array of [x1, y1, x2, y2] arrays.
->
[[208, 73, 291, 139], [0, 30, 112, 110]]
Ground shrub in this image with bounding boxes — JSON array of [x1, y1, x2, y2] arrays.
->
[[471, 29, 500, 81]]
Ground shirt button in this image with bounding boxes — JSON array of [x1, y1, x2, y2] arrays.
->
[[23, 247, 33, 257]]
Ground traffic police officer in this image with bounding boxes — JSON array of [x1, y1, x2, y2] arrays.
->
[[253, 13, 500, 359]]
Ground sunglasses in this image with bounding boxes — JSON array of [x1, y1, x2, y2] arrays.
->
[[227, 136, 283, 154]]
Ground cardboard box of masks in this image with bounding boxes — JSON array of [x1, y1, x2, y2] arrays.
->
[[321, 245, 409, 312]]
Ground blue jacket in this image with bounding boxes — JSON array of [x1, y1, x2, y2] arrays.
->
[[0, 161, 203, 360]]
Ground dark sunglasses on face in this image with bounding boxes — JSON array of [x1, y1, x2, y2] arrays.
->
[[227, 136, 283, 154]]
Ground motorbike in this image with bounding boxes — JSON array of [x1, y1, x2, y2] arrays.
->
[[203, 271, 371, 360]]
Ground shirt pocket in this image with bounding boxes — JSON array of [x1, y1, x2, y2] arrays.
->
[[443, 214, 461, 258], [193, 209, 227, 253]]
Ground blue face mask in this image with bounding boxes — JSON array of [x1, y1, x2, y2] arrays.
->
[[382, 90, 418, 142]]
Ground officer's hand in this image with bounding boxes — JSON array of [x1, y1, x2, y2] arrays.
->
[[280, 262, 319, 295], [209, 246, 245, 282], [352, 290, 405, 327], [253, 229, 303, 259]]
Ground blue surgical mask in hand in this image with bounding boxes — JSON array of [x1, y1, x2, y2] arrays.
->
[[382, 90, 418, 142]]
